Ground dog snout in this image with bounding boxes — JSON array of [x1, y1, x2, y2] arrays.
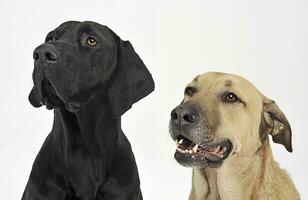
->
[[33, 44, 59, 64], [171, 106, 198, 126]]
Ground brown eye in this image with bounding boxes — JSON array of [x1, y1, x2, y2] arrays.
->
[[86, 37, 98, 46], [185, 86, 196, 96], [224, 92, 239, 103]]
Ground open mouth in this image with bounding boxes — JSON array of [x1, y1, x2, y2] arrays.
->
[[174, 135, 232, 166]]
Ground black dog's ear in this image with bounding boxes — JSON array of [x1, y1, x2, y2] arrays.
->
[[263, 97, 292, 152], [28, 87, 42, 108], [108, 32, 154, 118]]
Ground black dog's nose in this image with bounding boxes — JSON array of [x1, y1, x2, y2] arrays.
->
[[171, 106, 198, 126], [33, 44, 59, 64]]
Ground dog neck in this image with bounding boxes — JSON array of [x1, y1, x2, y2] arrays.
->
[[191, 137, 298, 200], [52, 93, 121, 157], [215, 137, 273, 200]]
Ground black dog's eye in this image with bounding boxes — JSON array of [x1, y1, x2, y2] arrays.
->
[[223, 92, 239, 103], [86, 37, 98, 47], [185, 86, 196, 96]]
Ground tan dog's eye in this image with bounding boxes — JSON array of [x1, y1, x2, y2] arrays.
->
[[224, 92, 239, 103], [185, 86, 196, 96], [86, 37, 98, 47]]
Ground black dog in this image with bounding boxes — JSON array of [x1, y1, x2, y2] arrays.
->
[[22, 21, 154, 200]]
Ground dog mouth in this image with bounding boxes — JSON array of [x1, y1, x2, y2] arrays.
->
[[41, 78, 64, 109], [174, 135, 232, 167]]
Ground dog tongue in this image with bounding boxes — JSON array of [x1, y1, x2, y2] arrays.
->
[[198, 146, 226, 161], [209, 146, 221, 153], [209, 146, 226, 158]]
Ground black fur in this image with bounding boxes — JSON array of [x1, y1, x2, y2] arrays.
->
[[23, 21, 154, 200]]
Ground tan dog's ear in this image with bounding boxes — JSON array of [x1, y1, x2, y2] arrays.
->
[[263, 98, 292, 152]]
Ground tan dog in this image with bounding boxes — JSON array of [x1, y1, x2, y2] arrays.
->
[[169, 72, 299, 200]]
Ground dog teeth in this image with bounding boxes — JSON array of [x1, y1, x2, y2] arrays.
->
[[176, 143, 200, 155], [193, 144, 199, 153]]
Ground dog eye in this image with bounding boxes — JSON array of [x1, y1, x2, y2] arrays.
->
[[223, 92, 239, 103], [185, 87, 196, 96], [86, 37, 98, 47]]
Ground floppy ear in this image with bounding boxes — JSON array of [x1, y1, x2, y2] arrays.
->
[[108, 32, 154, 118], [28, 87, 42, 108], [263, 98, 292, 152]]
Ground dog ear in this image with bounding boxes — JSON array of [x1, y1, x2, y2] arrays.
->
[[28, 87, 42, 108], [108, 31, 154, 118], [263, 98, 292, 152]]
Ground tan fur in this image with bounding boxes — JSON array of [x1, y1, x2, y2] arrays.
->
[[185, 72, 299, 200]]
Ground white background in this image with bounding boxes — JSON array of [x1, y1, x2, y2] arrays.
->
[[0, 0, 307, 199]]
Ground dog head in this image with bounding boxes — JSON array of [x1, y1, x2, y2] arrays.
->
[[169, 72, 292, 168], [29, 21, 154, 116]]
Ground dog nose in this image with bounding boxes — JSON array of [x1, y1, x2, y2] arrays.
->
[[171, 106, 198, 126], [33, 44, 59, 64]]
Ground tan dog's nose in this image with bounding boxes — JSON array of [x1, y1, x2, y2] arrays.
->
[[171, 106, 198, 126]]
